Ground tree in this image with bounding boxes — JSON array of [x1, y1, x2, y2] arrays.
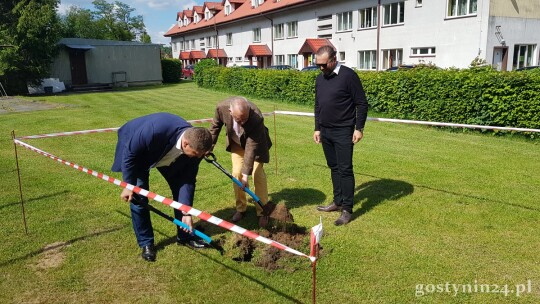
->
[[59, 0, 148, 42], [0, 0, 62, 94]]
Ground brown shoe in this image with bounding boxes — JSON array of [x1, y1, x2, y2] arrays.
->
[[258, 215, 269, 227], [316, 202, 341, 212], [232, 211, 244, 222], [334, 210, 352, 226]]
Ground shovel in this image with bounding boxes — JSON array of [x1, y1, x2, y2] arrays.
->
[[204, 153, 276, 218]]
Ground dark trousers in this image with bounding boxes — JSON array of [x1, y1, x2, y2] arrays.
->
[[320, 126, 355, 213], [130, 168, 191, 248]]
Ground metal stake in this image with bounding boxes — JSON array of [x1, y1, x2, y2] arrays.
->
[[12, 130, 28, 234]]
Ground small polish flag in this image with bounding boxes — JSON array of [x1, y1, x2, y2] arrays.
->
[[310, 217, 323, 258]]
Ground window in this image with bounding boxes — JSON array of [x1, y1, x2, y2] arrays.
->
[[513, 44, 536, 70], [274, 23, 284, 39], [358, 50, 377, 70], [383, 2, 405, 25], [286, 21, 298, 38], [318, 34, 332, 39], [235, 57, 243, 61], [191, 39, 195, 50], [288, 54, 298, 68], [359, 7, 377, 29], [382, 49, 403, 69], [251, 0, 264, 7], [411, 47, 436, 56], [447, 0, 477, 17], [339, 52, 346, 62], [317, 14, 332, 21], [253, 28, 261, 42], [205, 11, 210, 20], [318, 24, 333, 31], [179, 41, 184, 51], [337, 11, 353, 32], [172, 42, 177, 52], [194, 14, 199, 23], [275, 55, 285, 65], [225, 4, 231, 15], [416, 0, 423, 7], [206, 37, 211, 47], [226, 33, 233, 46]]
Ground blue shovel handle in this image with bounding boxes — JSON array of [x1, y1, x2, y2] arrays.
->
[[172, 219, 212, 244]]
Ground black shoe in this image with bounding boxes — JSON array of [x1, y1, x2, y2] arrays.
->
[[334, 210, 352, 226], [177, 238, 207, 249], [316, 202, 342, 212], [141, 245, 156, 262]]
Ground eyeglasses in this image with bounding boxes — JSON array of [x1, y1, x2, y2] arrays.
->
[[315, 57, 334, 68]]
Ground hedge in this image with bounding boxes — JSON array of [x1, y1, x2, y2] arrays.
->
[[161, 58, 182, 83], [196, 65, 540, 134]]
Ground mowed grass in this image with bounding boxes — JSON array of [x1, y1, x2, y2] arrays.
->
[[1, 82, 539, 303]]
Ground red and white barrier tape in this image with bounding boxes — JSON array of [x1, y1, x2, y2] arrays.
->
[[13, 138, 314, 262], [16, 115, 274, 140], [274, 111, 540, 133]]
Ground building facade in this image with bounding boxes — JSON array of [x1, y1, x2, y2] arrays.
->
[[165, 0, 540, 71]]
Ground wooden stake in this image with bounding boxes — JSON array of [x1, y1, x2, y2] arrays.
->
[[12, 130, 28, 234]]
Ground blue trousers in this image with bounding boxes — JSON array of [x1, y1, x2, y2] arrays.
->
[[320, 126, 355, 213], [129, 169, 191, 248]]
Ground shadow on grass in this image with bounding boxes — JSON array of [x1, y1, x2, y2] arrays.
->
[[270, 188, 326, 210], [0, 190, 70, 211], [0, 225, 127, 268], [352, 178, 414, 220]]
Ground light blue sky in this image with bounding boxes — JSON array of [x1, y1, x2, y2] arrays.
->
[[57, 0, 205, 45]]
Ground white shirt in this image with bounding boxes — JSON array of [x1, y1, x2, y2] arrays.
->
[[155, 133, 184, 167]]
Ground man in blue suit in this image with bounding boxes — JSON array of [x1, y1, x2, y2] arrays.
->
[[112, 113, 213, 262]]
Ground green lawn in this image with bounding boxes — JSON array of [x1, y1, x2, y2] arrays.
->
[[1, 82, 539, 303]]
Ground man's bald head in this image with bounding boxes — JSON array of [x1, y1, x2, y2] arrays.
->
[[227, 96, 250, 125]]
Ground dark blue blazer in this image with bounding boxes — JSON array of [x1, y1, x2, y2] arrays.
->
[[111, 113, 199, 206]]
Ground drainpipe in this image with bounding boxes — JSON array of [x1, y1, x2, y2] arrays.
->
[[214, 17, 220, 65], [263, 14, 273, 67], [376, 0, 381, 71]]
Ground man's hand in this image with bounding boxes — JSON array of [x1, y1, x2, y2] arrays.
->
[[352, 130, 364, 144], [240, 173, 249, 189], [121, 188, 133, 202], [181, 215, 193, 233], [313, 131, 321, 144]]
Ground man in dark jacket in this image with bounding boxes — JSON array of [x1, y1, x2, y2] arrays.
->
[[313, 46, 368, 226], [112, 112, 212, 262], [209, 96, 272, 227]]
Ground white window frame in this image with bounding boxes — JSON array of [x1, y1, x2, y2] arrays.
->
[[382, 49, 403, 69], [288, 54, 298, 68], [447, 0, 477, 18], [253, 28, 261, 42], [337, 11, 353, 32], [275, 54, 285, 65], [225, 4, 231, 15], [383, 2, 405, 26], [416, 0, 423, 7], [359, 7, 377, 29], [226, 33, 233, 46], [411, 47, 436, 57], [513, 44, 537, 70], [339, 52, 346, 62], [286, 21, 298, 38], [274, 23, 284, 40], [358, 50, 377, 70]]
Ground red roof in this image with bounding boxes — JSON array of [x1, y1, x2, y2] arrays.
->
[[193, 6, 204, 14], [298, 38, 335, 54], [207, 49, 228, 58], [177, 12, 184, 21], [179, 51, 191, 60], [190, 51, 207, 59], [165, 0, 313, 37], [245, 44, 272, 57], [204, 2, 223, 10], [183, 10, 193, 18]]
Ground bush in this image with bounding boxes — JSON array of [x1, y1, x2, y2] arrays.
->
[[196, 66, 540, 136], [194, 59, 218, 86], [161, 58, 182, 83]]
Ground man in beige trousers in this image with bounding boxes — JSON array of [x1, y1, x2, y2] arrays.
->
[[209, 96, 272, 227]]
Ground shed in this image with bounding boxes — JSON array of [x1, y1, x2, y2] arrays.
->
[[51, 38, 162, 89]]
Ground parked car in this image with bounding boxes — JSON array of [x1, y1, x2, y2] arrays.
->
[[386, 64, 416, 71], [240, 65, 258, 69], [301, 65, 319, 71], [516, 65, 540, 71], [268, 65, 293, 70], [182, 64, 194, 79]]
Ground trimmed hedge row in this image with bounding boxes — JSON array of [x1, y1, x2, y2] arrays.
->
[[196, 65, 540, 132], [161, 58, 182, 83]]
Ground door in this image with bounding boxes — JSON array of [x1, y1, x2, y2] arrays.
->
[[69, 50, 88, 85], [492, 47, 508, 71]]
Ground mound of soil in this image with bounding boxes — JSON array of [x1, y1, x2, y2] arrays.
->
[[263, 202, 294, 223]]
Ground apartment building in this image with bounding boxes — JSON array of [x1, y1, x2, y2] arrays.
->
[[164, 0, 540, 71]]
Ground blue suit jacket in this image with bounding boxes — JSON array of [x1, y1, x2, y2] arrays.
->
[[111, 113, 199, 206]]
